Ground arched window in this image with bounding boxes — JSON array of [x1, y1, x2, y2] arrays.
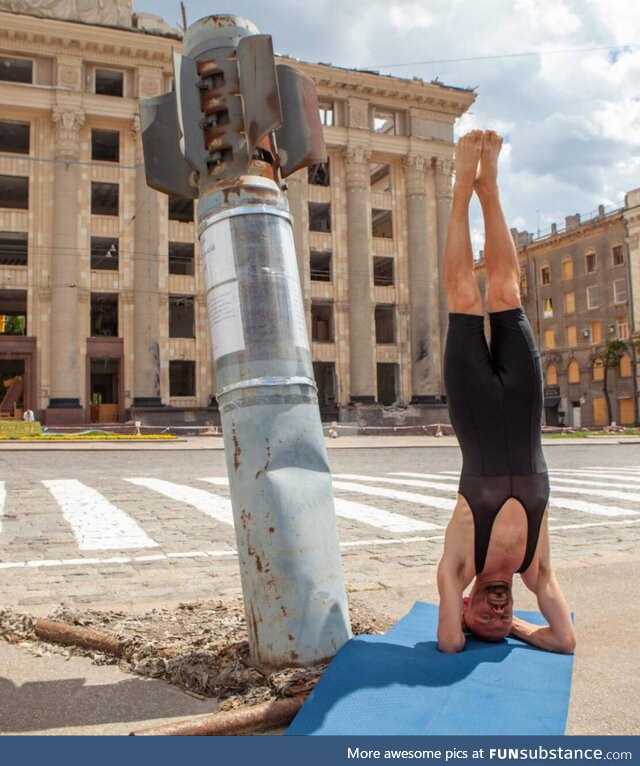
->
[[619, 353, 632, 378], [568, 360, 580, 384], [546, 364, 558, 386], [592, 358, 604, 381]]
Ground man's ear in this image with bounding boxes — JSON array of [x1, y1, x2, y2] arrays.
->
[[462, 595, 470, 609]]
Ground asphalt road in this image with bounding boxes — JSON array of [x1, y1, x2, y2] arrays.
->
[[1, 439, 639, 734]]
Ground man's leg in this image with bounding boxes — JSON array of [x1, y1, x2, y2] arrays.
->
[[443, 131, 483, 315], [475, 131, 521, 312]]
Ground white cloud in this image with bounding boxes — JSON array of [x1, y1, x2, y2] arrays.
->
[[389, 3, 435, 30]]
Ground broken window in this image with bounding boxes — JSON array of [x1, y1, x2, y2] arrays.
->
[[543, 297, 553, 318], [90, 237, 119, 271], [169, 242, 195, 276], [370, 163, 391, 191], [313, 361, 337, 412], [373, 257, 394, 286], [95, 69, 124, 97], [318, 101, 334, 127], [612, 245, 624, 266], [375, 304, 395, 344], [0, 232, 27, 266], [310, 250, 332, 282], [0, 121, 29, 154], [0, 289, 27, 334], [309, 202, 331, 233], [308, 161, 330, 187], [168, 196, 194, 223], [91, 182, 119, 216], [311, 302, 334, 342], [585, 251, 596, 273], [377, 363, 398, 406], [91, 293, 118, 337], [91, 129, 119, 162], [0, 57, 33, 84], [372, 108, 401, 135], [540, 264, 551, 285], [169, 295, 195, 338], [372, 208, 393, 239], [170, 360, 196, 397], [0, 175, 28, 210]]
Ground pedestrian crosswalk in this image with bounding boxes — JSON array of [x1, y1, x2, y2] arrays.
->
[[1, 468, 639, 564]]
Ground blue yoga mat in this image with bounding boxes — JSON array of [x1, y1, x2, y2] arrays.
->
[[286, 602, 574, 736]]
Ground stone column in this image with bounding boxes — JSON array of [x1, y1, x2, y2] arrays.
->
[[343, 145, 375, 403], [434, 157, 454, 382], [403, 154, 441, 401], [131, 116, 163, 407], [46, 107, 85, 424], [284, 170, 310, 328]]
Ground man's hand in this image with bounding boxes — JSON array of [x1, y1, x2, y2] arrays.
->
[[509, 614, 575, 654]]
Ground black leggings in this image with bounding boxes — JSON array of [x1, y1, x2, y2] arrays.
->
[[444, 308, 549, 574]]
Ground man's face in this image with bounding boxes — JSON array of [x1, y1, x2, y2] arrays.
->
[[462, 581, 514, 641]]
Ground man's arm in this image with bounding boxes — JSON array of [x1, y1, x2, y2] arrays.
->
[[516, 523, 576, 654], [437, 554, 466, 653]]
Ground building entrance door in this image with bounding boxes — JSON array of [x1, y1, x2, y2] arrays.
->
[[571, 401, 582, 429], [90, 358, 120, 423]]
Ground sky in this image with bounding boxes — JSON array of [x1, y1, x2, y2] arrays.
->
[[131, 0, 640, 253]]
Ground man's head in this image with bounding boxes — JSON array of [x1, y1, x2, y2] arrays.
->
[[462, 581, 513, 642]]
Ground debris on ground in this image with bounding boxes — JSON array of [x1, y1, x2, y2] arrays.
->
[[0, 597, 392, 710]]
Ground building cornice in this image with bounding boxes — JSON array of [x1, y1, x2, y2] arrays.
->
[[519, 212, 625, 257]]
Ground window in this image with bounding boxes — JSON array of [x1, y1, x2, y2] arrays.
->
[[91, 129, 119, 162], [0, 289, 27, 334], [311, 302, 334, 342], [0, 232, 27, 266], [91, 182, 119, 216], [90, 293, 118, 336], [308, 161, 330, 187], [308, 202, 331, 233], [619, 354, 632, 378], [566, 325, 577, 347], [169, 295, 195, 338], [375, 304, 395, 344], [310, 250, 332, 282], [377, 363, 398, 406], [543, 297, 553, 318], [546, 364, 558, 386], [613, 279, 628, 304], [612, 245, 624, 266], [0, 57, 32, 84], [593, 397, 607, 426], [372, 107, 401, 135], [586, 285, 599, 310], [90, 237, 118, 271], [318, 101, 334, 127], [562, 257, 573, 280], [617, 316, 629, 340], [168, 196, 194, 223], [169, 360, 196, 397], [564, 291, 575, 314], [95, 69, 124, 97], [544, 329, 555, 350], [373, 257, 394, 287], [592, 359, 604, 381], [585, 251, 596, 273], [168, 242, 195, 276], [568, 360, 580, 385], [541, 265, 551, 285], [0, 175, 28, 209], [591, 321, 601, 344], [372, 209, 393, 239], [0, 121, 29, 154], [370, 163, 391, 192]]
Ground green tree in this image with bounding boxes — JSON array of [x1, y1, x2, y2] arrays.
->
[[591, 339, 629, 426]]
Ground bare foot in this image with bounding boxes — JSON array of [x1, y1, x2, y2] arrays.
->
[[453, 131, 483, 196], [475, 130, 503, 196]]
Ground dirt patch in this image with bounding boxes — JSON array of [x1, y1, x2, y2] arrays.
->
[[0, 597, 393, 711]]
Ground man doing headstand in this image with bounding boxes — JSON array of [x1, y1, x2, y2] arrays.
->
[[437, 130, 576, 655]]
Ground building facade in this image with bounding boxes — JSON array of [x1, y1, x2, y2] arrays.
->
[[476, 205, 639, 428], [0, 2, 474, 426]]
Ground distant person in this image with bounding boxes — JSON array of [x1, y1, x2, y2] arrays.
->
[[436, 130, 576, 655], [23, 408, 35, 422]]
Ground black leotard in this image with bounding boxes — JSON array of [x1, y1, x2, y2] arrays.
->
[[443, 308, 549, 574]]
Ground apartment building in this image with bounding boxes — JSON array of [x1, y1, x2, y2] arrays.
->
[[476, 205, 639, 428], [0, 1, 474, 426]]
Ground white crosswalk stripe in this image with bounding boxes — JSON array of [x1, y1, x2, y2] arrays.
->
[[331, 480, 456, 511], [199, 477, 439, 531], [126, 478, 234, 526], [42, 479, 158, 551], [335, 473, 457, 494]]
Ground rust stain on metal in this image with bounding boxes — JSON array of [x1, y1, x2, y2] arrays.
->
[[255, 554, 263, 573], [268, 527, 275, 534], [231, 421, 241, 471], [281, 606, 287, 617], [288, 634, 295, 641]]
